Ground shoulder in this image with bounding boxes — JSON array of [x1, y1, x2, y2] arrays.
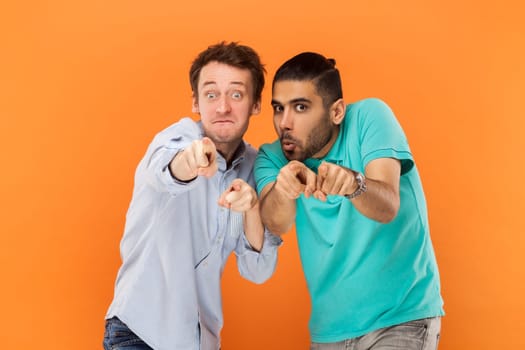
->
[[258, 140, 282, 155], [151, 117, 201, 143], [344, 98, 398, 129], [346, 98, 393, 116], [158, 117, 200, 136], [256, 140, 287, 166]]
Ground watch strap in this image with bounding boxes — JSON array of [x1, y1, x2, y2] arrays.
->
[[345, 171, 367, 199]]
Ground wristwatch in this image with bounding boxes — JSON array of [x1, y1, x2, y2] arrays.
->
[[345, 171, 367, 199]]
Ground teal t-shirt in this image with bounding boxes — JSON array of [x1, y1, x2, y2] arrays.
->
[[255, 98, 444, 342]]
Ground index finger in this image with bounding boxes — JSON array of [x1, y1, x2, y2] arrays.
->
[[194, 140, 209, 167], [197, 138, 219, 177], [317, 162, 328, 191], [287, 161, 317, 198], [301, 166, 317, 197], [201, 137, 217, 164], [220, 179, 243, 202]]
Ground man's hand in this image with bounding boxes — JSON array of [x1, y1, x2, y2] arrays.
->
[[273, 160, 317, 200], [169, 137, 218, 181], [218, 179, 258, 212], [315, 161, 358, 200]]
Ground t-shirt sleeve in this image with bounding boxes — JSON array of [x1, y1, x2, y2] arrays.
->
[[254, 142, 285, 196], [357, 98, 414, 175]]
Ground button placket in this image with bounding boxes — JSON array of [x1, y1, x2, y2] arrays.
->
[[217, 172, 229, 241]]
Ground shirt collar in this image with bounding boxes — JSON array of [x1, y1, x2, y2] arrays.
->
[[196, 121, 246, 171]]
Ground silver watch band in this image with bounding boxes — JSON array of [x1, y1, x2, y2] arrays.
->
[[344, 171, 367, 199]]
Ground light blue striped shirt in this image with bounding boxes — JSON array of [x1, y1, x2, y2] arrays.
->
[[106, 118, 282, 350]]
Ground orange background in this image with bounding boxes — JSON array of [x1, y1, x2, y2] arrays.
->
[[1, 0, 524, 349]]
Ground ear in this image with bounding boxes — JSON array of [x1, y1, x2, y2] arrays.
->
[[251, 100, 261, 115], [330, 98, 346, 125], [192, 93, 199, 114]]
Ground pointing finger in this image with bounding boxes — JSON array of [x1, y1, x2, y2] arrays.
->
[[201, 137, 217, 164], [302, 167, 317, 197], [194, 140, 209, 167], [197, 138, 219, 177], [225, 191, 239, 204], [317, 162, 328, 192]]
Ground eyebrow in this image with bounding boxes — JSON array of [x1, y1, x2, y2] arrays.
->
[[271, 97, 311, 105], [201, 81, 246, 88]]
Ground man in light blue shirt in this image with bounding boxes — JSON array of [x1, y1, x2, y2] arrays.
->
[[255, 52, 443, 349], [103, 42, 282, 350]]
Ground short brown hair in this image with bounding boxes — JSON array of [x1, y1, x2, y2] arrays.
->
[[189, 41, 266, 102]]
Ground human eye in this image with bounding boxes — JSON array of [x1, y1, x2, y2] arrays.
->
[[295, 104, 308, 112], [231, 91, 242, 100], [272, 104, 284, 113], [205, 91, 217, 99]]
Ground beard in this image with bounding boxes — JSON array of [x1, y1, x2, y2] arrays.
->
[[281, 114, 334, 161]]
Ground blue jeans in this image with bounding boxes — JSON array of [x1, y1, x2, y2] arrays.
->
[[103, 317, 153, 350], [310, 317, 441, 350]]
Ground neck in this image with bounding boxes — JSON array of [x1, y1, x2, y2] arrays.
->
[[216, 140, 243, 166], [312, 126, 340, 159]]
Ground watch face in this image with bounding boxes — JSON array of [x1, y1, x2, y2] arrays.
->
[[358, 172, 367, 189], [345, 172, 366, 199]]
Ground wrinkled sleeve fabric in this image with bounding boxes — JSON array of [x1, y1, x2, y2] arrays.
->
[[234, 227, 283, 284], [226, 144, 283, 284], [140, 118, 203, 195]]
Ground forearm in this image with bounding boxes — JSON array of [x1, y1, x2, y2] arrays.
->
[[143, 119, 201, 192], [144, 146, 194, 194], [350, 178, 399, 223], [235, 229, 281, 284], [243, 202, 264, 251], [169, 150, 196, 182], [260, 183, 296, 235]]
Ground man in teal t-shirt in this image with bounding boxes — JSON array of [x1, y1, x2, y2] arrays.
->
[[255, 52, 444, 349]]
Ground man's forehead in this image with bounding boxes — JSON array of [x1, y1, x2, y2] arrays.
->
[[272, 80, 318, 101], [198, 62, 252, 86]]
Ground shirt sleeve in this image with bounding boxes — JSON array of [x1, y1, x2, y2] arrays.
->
[[140, 118, 203, 195], [234, 228, 283, 284], [254, 141, 287, 196], [356, 98, 415, 175]]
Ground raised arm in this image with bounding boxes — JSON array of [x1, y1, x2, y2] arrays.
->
[[316, 158, 401, 223], [218, 178, 264, 251], [219, 178, 283, 284], [355, 157, 401, 223], [169, 136, 218, 181]]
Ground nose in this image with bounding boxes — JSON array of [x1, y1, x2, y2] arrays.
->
[[216, 96, 231, 114], [278, 108, 293, 130]]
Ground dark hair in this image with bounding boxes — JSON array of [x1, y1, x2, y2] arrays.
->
[[273, 52, 342, 108], [189, 41, 266, 102]]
